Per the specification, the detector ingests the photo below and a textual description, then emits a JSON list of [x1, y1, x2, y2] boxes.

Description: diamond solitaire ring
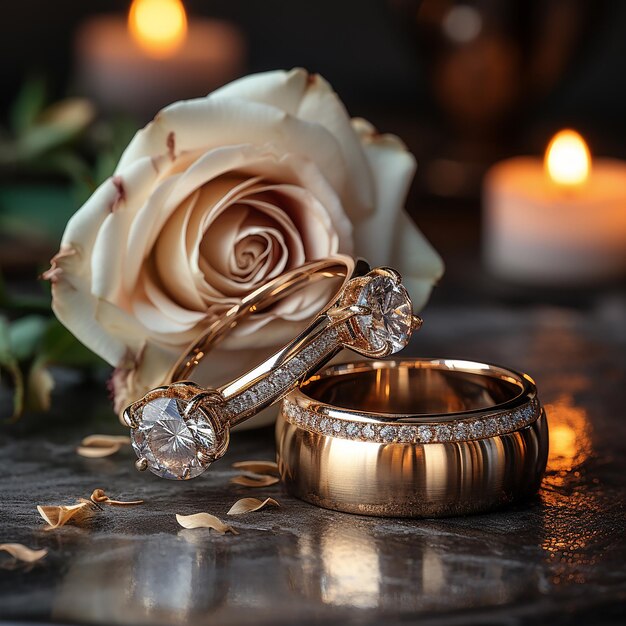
[[123, 256, 422, 480]]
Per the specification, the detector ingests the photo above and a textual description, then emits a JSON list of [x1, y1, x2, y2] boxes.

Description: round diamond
[[453, 422, 469, 441], [418, 425, 433, 443], [436, 424, 452, 442], [500, 414, 514, 433], [346, 423, 361, 438], [484, 418, 497, 437], [131, 397, 216, 480], [379, 425, 396, 442], [356, 275, 413, 353], [362, 424, 375, 439], [399, 426, 415, 442], [470, 420, 485, 439]]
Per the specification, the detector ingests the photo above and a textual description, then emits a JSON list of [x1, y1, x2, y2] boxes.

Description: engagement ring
[[123, 257, 422, 480]]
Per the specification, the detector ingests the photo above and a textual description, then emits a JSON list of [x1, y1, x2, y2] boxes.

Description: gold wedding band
[[276, 358, 548, 517], [124, 257, 422, 480]]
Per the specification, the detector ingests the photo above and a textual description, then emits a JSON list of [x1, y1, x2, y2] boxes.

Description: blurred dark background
[[2, 0, 625, 149], [0, 0, 625, 301]]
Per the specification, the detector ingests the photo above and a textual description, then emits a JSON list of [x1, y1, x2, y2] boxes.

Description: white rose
[[46, 68, 443, 424]]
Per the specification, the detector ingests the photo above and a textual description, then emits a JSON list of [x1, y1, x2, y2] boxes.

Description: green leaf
[[7, 315, 48, 362], [9, 76, 47, 135], [39, 150, 94, 189], [38, 318, 105, 369], [0, 183, 78, 243], [14, 99, 96, 161], [0, 317, 25, 421]]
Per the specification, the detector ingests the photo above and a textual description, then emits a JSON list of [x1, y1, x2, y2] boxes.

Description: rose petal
[[230, 474, 280, 487], [211, 67, 310, 115], [351, 119, 444, 308], [37, 502, 94, 529], [80, 434, 131, 446], [88, 161, 165, 304], [296, 71, 374, 213], [76, 434, 131, 458], [117, 96, 348, 207], [212, 68, 374, 213], [76, 444, 122, 458], [227, 497, 280, 516], [175, 513, 238, 535], [90, 489, 143, 506], [0, 543, 48, 563]]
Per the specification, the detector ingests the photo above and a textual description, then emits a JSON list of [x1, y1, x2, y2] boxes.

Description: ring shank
[[168, 257, 355, 383], [302, 359, 527, 416]]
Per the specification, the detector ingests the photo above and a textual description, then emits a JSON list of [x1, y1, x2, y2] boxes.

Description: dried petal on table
[[231, 460, 280, 476], [230, 474, 280, 487], [176, 513, 239, 535], [89, 488, 143, 506], [37, 501, 95, 529], [76, 434, 131, 458], [0, 543, 48, 563], [227, 497, 280, 516]]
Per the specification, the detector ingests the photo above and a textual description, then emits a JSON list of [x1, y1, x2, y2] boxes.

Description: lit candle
[[74, 0, 246, 118], [483, 129, 626, 285]]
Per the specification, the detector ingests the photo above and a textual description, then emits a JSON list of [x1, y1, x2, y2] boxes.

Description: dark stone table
[[1, 294, 625, 625]]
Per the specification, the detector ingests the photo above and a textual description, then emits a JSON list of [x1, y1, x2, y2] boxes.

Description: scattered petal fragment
[[230, 474, 280, 487], [37, 502, 94, 529], [89, 489, 143, 506], [231, 460, 279, 476], [76, 434, 131, 458], [176, 513, 239, 535], [0, 543, 48, 563], [227, 497, 280, 516]]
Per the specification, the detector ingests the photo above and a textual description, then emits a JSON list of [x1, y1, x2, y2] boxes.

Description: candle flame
[[128, 0, 187, 58], [545, 129, 591, 187]]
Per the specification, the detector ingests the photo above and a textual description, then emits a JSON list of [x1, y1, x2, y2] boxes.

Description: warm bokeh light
[[545, 129, 591, 187], [128, 0, 188, 58]]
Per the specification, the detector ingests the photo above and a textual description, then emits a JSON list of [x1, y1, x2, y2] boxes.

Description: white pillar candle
[[483, 130, 626, 285], [74, 0, 245, 118]]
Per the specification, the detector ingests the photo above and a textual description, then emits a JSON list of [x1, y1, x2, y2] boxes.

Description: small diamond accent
[[346, 423, 361, 438], [418, 425, 433, 443], [470, 421, 485, 439], [500, 414, 514, 433], [362, 424, 375, 439], [484, 418, 497, 437], [399, 426, 415, 442], [436, 424, 452, 442], [332, 421, 343, 434], [288, 358, 304, 375], [379, 425, 395, 442], [453, 422, 468, 441], [255, 380, 272, 398]]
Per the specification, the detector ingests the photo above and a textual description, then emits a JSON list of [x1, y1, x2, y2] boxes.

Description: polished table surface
[[1, 293, 625, 625]]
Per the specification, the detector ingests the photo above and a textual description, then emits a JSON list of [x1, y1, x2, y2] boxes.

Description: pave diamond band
[[282, 396, 540, 444], [123, 258, 422, 480], [276, 358, 549, 517]]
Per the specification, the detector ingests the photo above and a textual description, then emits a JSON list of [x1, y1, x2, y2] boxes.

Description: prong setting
[[338, 269, 416, 357], [127, 384, 226, 481]]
